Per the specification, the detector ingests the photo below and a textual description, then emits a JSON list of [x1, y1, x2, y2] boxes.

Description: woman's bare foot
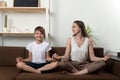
[[62, 71, 67, 74], [62, 71, 72, 74], [71, 69, 78, 73], [62, 71, 77, 75]]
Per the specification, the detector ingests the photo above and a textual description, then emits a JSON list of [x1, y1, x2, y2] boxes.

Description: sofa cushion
[[0, 67, 20, 80], [0, 46, 26, 66], [41, 72, 120, 80], [15, 73, 42, 80], [15, 71, 120, 80]]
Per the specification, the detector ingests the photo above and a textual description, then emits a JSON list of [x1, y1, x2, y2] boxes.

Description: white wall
[[0, 0, 120, 54], [50, 0, 120, 53]]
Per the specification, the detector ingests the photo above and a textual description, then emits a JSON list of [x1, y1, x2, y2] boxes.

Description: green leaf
[[85, 25, 99, 46]]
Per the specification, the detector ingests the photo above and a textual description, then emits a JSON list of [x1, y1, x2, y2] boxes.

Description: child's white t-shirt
[[26, 41, 51, 64]]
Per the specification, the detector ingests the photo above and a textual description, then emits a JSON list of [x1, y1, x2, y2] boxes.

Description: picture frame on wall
[[13, 0, 40, 7]]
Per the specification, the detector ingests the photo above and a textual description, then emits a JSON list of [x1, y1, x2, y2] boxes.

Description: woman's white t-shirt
[[26, 41, 51, 64], [70, 37, 89, 62]]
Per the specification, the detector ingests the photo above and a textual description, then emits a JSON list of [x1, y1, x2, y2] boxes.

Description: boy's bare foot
[[36, 70, 41, 74]]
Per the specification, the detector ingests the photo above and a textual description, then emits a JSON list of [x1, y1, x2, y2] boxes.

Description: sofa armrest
[[105, 57, 120, 77]]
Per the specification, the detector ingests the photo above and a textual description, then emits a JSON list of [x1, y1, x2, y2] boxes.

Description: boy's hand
[[52, 57, 57, 62], [16, 57, 23, 62]]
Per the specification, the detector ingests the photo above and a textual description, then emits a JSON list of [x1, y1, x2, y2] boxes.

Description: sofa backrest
[[0, 46, 26, 66], [93, 48, 104, 57], [50, 47, 104, 58], [0, 46, 104, 66]]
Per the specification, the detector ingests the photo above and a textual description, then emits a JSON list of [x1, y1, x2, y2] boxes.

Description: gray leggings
[[58, 58, 105, 73]]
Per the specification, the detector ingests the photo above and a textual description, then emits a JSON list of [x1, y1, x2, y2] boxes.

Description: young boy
[[16, 26, 58, 73]]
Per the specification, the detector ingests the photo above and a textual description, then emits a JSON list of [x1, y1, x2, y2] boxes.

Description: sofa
[[0, 46, 120, 80]]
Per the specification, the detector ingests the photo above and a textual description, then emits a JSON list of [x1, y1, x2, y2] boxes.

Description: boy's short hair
[[34, 26, 46, 38]]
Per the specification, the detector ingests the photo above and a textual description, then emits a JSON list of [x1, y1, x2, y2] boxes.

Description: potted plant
[[86, 25, 98, 45]]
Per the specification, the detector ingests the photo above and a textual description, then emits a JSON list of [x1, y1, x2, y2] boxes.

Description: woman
[[52, 20, 109, 75]]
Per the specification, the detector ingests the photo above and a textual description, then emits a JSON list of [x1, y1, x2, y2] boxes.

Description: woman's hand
[[102, 55, 110, 61], [16, 57, 23, 62], [52, 53, 60, 60]]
